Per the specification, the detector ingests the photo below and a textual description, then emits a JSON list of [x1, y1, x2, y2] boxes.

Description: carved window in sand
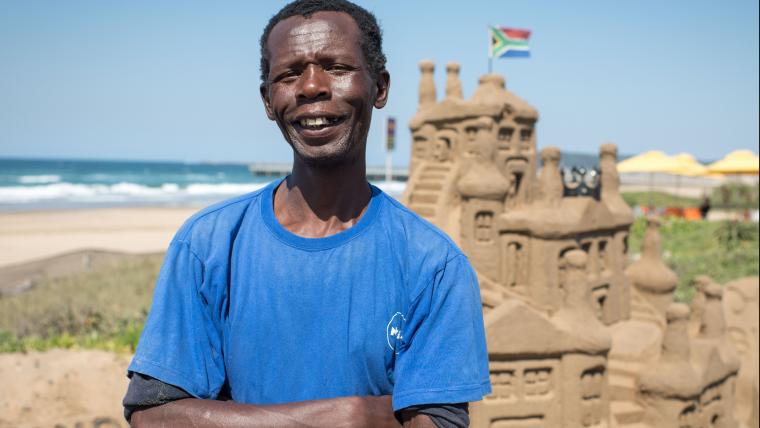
[[558, 247, 577, 291], [523, 367, 552, 399], [490, 368, 516, 401], [519, 128, 533, 151], [678, 404, 699, 428], [475, 211, 494, 243], [487, 363, 554, 402], [504, 241, 527, 289], [598, 240, 609, 274], [498, 127, 514, 147], [413, 135, 429, 160], [465, 126, 478, 141], [580, 366, 605, 427]]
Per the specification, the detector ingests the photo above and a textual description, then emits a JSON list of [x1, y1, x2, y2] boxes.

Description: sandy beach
[[0, 207, 199, 427], [0, 207, 197, 269]]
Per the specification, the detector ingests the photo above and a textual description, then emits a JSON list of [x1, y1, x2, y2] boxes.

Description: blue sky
[[1, 0, 757, 166]]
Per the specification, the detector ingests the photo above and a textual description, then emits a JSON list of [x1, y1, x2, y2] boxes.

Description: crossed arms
[[130, 395, 436, 428]]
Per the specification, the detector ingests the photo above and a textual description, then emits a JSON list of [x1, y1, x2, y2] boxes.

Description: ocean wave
[[0, 182, 266, 204], [18, 175, 61, 184], [372, 180, 406, 198]]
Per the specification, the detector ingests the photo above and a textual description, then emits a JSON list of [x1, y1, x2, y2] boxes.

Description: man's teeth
[[299, 117, 337, 127]]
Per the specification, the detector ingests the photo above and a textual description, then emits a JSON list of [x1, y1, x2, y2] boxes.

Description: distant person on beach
[[122, 1, 490, 427], [699, 195, 711, 220]]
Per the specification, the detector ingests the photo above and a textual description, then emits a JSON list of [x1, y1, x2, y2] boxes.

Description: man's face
[[260, 11, 390, 167]]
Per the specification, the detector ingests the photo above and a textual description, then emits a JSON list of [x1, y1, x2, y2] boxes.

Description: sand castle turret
[[445, 62, 463, 100], [418, 60, 436, 110], [639, 304, 703, 428], [537, 147, 563, 207], [688, 275, 713, 337], [700, 283, 726, 339], [599, 144, 634, 226], [625, 217, 677, 317], [552, 250, 611, 352]]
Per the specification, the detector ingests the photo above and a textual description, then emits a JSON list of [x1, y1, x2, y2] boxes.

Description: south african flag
[[489, 27, 531, 58]]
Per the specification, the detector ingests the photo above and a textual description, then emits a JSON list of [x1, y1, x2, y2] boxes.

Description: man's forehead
[[268, 12, 360, 57]]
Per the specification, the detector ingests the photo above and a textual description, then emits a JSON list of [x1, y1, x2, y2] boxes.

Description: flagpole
[[487, 25, 492, 74]]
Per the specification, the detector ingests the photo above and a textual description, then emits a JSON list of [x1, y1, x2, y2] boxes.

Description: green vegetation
[[621, 182, 759, 210], [622, 191, 699, 208], [710, 182, 760, 209], [627, 217, 759, 302], [0, 255, 162, 353]]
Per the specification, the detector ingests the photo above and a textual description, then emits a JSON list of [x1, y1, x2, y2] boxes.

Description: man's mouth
[[294, 116, 345, 131]]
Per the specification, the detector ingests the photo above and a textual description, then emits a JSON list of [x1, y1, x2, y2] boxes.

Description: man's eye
[[276, 70, 300, 82], [325, 64, 352, 72]]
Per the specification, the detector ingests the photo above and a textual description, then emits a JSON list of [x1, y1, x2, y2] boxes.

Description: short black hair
[[259, 0, 386, 83]]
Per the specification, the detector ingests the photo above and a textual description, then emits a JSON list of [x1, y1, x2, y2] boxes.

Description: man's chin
[[296, 149, 358, 169]]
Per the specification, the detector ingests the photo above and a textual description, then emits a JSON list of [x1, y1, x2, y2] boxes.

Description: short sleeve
[[127, 239, 226, 399], [392, 255, 492, 411]]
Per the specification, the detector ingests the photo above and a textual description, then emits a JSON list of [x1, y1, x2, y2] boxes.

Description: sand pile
[[0, 349, 130, 428]]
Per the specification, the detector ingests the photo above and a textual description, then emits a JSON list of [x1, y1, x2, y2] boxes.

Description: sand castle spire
[[418, 60, 436, 110], [599, 144, 620, 198], [688, 275, 713, 337], [662, 303, 692, 362], [639, 303, 702, 401], [551, 249, 611, 352], [445, 62, 463, 100], [599, 143, 635, 226], [538, 147, 563, 207], [624, 216, 678, 317], [700, 283, 726, 338]]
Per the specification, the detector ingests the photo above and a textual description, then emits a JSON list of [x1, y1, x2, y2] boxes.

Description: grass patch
[[0, 255, 162, 353], [622, 191, 700, 208], [627, 217, 759, 301]]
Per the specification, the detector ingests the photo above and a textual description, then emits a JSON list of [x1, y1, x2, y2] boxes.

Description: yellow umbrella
[[617, 150, 683, 173], [707, 150, 760, 175], [617, 151, 685, 208], [671, 153, 708, 177]]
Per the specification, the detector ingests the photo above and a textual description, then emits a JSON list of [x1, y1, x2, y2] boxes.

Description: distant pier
[[248, 163, 409, 182]]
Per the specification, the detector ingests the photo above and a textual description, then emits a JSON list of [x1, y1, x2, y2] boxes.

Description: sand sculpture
[[402, 60, 758, 427]]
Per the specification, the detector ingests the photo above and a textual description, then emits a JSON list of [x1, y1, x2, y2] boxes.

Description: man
[[123, 1, 491, 426]]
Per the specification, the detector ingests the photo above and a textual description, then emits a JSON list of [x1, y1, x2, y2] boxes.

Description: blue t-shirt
[[128, 179, 491, 411]]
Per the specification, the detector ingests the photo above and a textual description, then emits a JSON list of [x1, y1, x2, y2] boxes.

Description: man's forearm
[[130, 395, 402, 428]]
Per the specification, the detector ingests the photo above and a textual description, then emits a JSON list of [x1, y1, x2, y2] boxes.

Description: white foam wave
[[0, 182, 266, 205], [18, 174, 61, 184], [186, 183, 265, 195], [372, 180, 406, 198]]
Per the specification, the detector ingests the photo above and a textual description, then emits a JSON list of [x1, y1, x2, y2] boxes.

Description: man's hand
[[130, 395, 403, 428]]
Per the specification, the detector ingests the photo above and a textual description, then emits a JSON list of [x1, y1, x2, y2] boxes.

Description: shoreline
[[0, 206, 197, 269]]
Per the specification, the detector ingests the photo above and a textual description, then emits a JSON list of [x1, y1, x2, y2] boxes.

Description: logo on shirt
[[386, 312, 406, 354]]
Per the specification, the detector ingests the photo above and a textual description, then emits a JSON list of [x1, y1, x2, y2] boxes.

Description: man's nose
[[297, 64, 330, 100]]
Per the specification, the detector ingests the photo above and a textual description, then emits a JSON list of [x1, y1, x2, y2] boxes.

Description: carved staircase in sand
[[403, 161, 459, 228]]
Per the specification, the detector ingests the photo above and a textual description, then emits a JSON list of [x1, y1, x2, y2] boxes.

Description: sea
[[0, 158, 407, 211], [0, 153, 600, 211]]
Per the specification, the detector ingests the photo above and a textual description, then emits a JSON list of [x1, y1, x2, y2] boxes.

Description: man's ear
[[260, 83, 276, 120], [373, 70, 390, 109]]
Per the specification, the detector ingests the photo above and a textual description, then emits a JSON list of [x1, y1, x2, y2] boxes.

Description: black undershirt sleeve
[[123, 373, 469, 427], [122, 372, 192, 422]]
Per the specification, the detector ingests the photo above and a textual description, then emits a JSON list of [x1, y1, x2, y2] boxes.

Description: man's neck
[[273, 156, 372, 238]]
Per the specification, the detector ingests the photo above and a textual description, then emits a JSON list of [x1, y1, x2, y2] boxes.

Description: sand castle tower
[[638, 304, 703, 428], [471, 250, 612, 427]]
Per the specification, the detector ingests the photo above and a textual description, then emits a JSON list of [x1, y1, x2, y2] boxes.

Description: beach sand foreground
[[0, 207, 197, 427], [0, 207, 197, 269], [0, 349, 131, 428]]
